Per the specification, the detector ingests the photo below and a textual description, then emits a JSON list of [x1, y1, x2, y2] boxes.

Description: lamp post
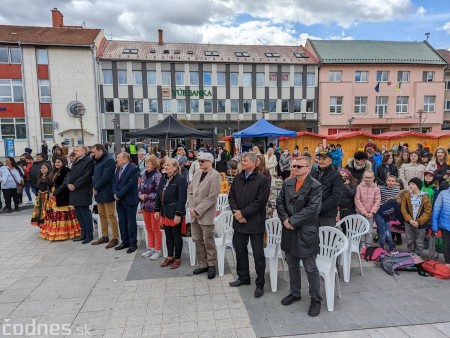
[[237, 118, 240, 132], [76, 105, 86, 145], [417, 109, 425, 133]]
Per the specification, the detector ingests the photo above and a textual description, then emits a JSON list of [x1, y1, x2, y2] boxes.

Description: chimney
[[51, 8, 64, 28], [158, 29, 164, 45]]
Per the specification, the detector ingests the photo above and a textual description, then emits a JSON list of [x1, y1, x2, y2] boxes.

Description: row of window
[[0, 48, 48, 65], [102, 70, 316, 87], [329, 70, 436, 83], [0, 118, 26, 139], [0, 79, 50, 103], [104, 98, 315, 114], [329, 95, 436, 116]]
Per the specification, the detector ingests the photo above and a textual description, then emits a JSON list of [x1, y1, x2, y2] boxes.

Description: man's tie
[[118, 167, 123, 179]]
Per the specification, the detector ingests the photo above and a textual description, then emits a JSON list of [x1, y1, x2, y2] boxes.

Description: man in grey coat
[[188, 152, 221, 279], [276, 156, 323, 317]]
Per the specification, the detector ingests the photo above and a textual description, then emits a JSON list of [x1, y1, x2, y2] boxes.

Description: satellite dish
[[67, 101, 86, 118]]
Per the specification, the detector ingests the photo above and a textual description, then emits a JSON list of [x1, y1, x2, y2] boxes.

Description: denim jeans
[[24, 181, 33, 201], [374, 214, 394, 252]]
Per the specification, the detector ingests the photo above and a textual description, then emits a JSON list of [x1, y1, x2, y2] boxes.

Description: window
[[256, 100, 264, 113], [330, 97, 343, 114], [162, 71, 171, 86], [175, 72, 184, 86], [177, 99, 186, 113], [9, 48, 21, 64], [204, 99, 212, 113], [294, 53, 309, 58], [243, 73, 251, 87], [230, 73, 238, 87], [122, 48, 138, 54], [231, 100, 239, 113], [36, 49, 48, 65], [256, 73, 265, 87], [307, 73, 315, 86], [375, 96, 388, 117], [281, 99, 289, 112], [423, 71, 434, 82], [294, 73, 302, 86], [281, 73, 289, 87], [293, 99, 301, 112], [235, 52, 249, 57], [132, 71, 142, 85], [163, 99, 172, 113], [149, 99, 158, 113], [265, 53, 279, 57], [1, 118, 26, 139], [203, 72, 212, 86], [147, 71, 156, 85], [204, 51, 219, 56], [117, 70, 127, 85], [103, 70, 113, 85], [42, 118, 53, 139], [396, 96, 408, 113], [104, 98, 114, 112], [269, 99, 277, 112], [243, 100, 252, 113], [39, 80, 50, 103], [355, 71, 368, 82], [134, 99, 143, 113], [445, 80, 450, 90], [397, 71, 410, 82], [376, 71, 389, 82], [190, 100, 199, 113], [217, 99, 225, 113], [217, 72, 225, 86], [445, 100, 450, 111], [424, 96, 435, 112], [329, 71, 342, 82], [306, 100, 315, 112], [0, 48, 8, 63], [269, 73, 277, 87], [190, 72, 199, 86], [119, 99, 129, 112], [354, 96, 367, 114], [0, 79, 23, 102]]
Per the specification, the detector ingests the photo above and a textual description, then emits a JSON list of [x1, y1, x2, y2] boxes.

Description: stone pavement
[[0, 209, 450, 337]]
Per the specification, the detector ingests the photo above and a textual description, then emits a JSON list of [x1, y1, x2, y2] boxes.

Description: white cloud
[[440, 22, 450, 34]]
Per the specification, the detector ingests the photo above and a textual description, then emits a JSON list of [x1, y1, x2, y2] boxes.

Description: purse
[[8, 168, 24, 193]]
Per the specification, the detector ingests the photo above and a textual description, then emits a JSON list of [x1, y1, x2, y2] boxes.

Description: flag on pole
[[374, 81, 380, 93], [396, 81, 402, 91]]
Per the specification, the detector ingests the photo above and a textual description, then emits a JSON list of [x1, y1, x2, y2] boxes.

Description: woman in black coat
[[337, 169, 358, 234], [375, 153, 398, 186]]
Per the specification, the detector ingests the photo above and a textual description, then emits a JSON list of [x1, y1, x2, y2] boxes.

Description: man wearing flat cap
[[188, 152, 221, 279], [311, 151, 343, 227]]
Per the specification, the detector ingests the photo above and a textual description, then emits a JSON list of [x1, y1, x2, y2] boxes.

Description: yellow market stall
[[279, 131, 326, 154], [376, 131, 436, 152], [326, 131, 379, 164]]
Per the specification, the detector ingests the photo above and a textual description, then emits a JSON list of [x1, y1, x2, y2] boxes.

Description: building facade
[[305, 40, 447, 135], [96, 31, 319, 145], [437, 49, 450, 129]]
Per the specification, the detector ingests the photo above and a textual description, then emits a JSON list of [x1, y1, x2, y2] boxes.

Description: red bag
[[420, 260, 450, 279]]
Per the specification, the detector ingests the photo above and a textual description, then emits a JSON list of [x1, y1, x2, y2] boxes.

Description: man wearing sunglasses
[[276, 156, 323, 317]]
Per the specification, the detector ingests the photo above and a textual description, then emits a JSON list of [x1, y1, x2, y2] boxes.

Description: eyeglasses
[[291, 164, 308, 169]]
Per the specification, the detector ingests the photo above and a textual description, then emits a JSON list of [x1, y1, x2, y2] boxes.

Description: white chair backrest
[[185, 207, 191, 224], [216, 194, 230, 212], [318, 226, 348, 263], [337, 215, 370, 244], [265, 217, 283, 247], [214, 210, 233, 244]]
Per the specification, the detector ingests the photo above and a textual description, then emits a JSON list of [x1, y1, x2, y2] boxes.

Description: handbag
[[8, 168, 24, 193]]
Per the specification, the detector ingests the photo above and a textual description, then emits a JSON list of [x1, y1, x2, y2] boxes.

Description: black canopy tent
[[127, 115, 213, 139]]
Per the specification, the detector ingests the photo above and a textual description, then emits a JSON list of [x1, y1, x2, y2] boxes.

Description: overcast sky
[[1, 0, 450, 49]]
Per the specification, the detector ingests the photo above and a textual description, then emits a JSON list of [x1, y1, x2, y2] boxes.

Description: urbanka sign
[[162, 87, 212, 98]]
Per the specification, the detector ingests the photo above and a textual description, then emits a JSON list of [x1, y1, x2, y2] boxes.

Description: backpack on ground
[[379, 252, 418, 276], [360, 247, 386, 262], [419, 260, 450, 279]]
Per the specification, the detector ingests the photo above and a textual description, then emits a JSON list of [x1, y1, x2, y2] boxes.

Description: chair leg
[[230, 247, 237, 266], [162, 231, 167, 258], [280, 252, 287, 282], [269, 257, 278, 292], [357, 251, 363, 276], [217, 245, 225, 277], [143, 228, 149, 249], [342, 250, 350, 283], [324, 273, 335, 312], [189, 239, 196, 266], [336, 272, 342, 299]]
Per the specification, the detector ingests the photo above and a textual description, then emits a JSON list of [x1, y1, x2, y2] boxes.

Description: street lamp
[[67, 101, 86, 144], [417, 109, 426, 133]]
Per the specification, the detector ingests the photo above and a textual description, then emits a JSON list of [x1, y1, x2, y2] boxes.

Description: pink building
[[305, 40, 447, 135]]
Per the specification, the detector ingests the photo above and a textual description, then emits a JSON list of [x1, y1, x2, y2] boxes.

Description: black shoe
[[7, 208, 12, 213], [207, 266, 216, 280], [73, 236, 85, 242], [14, 206, 19, 212], [281, 294, 301, 306], [193, 267, 208, 275], [254, 287, 264, 298], [82, 236, 93, 244], [229, 279, 251, 287], [115, 243, 129, 250], [126, 247, 137, 254], [308, 299, 321, 317]]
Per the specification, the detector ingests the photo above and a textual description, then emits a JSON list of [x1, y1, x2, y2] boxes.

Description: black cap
[[317, 151, 332, 159]]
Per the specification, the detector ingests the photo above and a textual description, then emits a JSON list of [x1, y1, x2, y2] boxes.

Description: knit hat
[[339, 168, 351, 177], [408, 177, 423, 190]]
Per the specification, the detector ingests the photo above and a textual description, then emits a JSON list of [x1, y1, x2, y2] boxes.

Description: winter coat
[[155, 173, 187, 219], [113, 163, 139, 206], [67, 155, 95, 207], [265, 154, 278, 177], [401, 192, 432, 229], [399, 162, 425, 187], [375, 163, 398, 186], [214, 152, 228, 174], [434, 164, 449, 184], [279, 153, 291, 172], [0, 166, 22, 189], [52, 167, 70, 207], [345, 158, 373, 183], [338, 182, 357, 213], [93, 153, 116, 204], [426, 159, 446, 173], [354, 182, 381, 215], [139, 169, 163, 212], [276, 175, 322, 258], [330, 148, 343, 168], [373, 154, 383, 171], [432, 189, 450, 232], [228, 170, 271, 234], [175, 155, 189, 181], [376, 199, 404, 223], [311, 164, 343, 217], [29, 161, 50, 188], [421, 181, 437, 204]]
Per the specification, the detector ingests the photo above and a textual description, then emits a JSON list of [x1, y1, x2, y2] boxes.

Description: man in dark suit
[[113, 152, 139, 253], [68, 145, 95, 244]]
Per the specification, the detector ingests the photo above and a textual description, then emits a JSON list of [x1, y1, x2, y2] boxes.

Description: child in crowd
[[354, 170, 381, 247], [399, 151, 425, 188], [220, 172, 229, 194], [400, 178, 432, 256], [422, 170, 437, 203]]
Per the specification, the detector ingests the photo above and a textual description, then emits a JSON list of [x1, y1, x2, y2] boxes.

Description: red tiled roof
[[98, 40, 318, 64], [279, 131, 326, 140], [0, 25, 102, 46], [437, 49, 450, 69], [375, 131, 432, 139], [326, 131, 377, 140]]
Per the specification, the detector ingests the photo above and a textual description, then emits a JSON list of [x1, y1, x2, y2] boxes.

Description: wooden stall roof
[[279, 131, 326, 141], [325, 131, 377, 140], [375, 131, 435, 139], [222, 136, 232, 141], [424, 131, 450, 138]]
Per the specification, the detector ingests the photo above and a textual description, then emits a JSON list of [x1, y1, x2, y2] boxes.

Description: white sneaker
[[141, 249, 155, 257], [149, 251, 162, 260]]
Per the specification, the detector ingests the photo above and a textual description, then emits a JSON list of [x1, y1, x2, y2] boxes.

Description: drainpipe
[[18, 41, 31, 150], [91, 43, 102, 144]]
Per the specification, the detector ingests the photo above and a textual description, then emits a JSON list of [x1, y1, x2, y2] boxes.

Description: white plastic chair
[[136, 214, 148, 248], [216, 194, 230, 213], [182, 208, 196, 266], [214, 211, 234, 276], [316, 226, 348, 312], [89, 201, 101, 239], [336, 215, 371, 283], [264, 217, 287, 292]]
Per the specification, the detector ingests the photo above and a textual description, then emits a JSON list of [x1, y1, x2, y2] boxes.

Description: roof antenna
[[425, 31, 430, 41]]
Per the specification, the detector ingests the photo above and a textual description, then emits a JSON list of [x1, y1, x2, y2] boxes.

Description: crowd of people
[[1, 137, 450, 318]]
